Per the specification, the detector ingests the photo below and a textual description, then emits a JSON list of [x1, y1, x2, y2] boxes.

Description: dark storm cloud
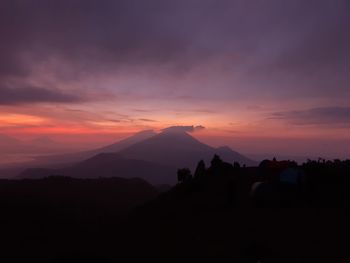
[[270, 107, 350, 125], [0, 0, 200, 77], [0, 85, 83, 105], [1, 1, 349, 67], [0, 0, 349, 97]]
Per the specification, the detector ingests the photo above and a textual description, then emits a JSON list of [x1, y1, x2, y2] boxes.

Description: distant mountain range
[[19, 128, 256, 184]]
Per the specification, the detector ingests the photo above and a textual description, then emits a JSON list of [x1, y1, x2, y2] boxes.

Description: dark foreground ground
[[1, 158, 350, 262]]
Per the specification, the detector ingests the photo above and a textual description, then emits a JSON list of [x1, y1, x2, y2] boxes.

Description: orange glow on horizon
[[0, 114, 46, 127]]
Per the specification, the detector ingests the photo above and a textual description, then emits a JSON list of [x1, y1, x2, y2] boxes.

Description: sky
[[0, 0, 349, 158]]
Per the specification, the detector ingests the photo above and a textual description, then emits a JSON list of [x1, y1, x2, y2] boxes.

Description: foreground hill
[[0, 176, 159, 262], [3, 158, 350, 262], [0, 176, 158, 215], [119, 158, 350, 263]]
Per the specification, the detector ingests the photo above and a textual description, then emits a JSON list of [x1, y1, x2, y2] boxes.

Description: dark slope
[[215, 145, 256, 166], [96, 130, 157, 153], [5, 159, 350, 262], [0, 176, 158, 215], [19, 153, 176, 184], [119, 159, 350, 263], [0, 176, 159, 262], [120, 130, 256, 169]]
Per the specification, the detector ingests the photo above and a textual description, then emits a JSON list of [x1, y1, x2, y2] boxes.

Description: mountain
[[19, 153, 176, 184], [19, 129, 255, 184], [119, 130, 256, 169], [33, 130, 157, 165], [98, 130, 157, 152], [215, 146, 256, 165]]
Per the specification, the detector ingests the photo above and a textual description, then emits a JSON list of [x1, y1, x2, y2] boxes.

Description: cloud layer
[[0, 0, 349, 158], [0, 0, 349, 100], [271, 107, 350, 126], [162, 125, 205, 133], [0, 85, 83, 105]]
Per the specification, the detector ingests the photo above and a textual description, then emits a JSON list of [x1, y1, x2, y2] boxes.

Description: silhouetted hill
[[215, 145, 255, 165], [19, 153, 176, 184], [120, 130, 256, 168], [120, 158, 350, 263], [0, 176, 158, 214], [4, 157, 350, 262], [98, 130, 157, 153], [0, 176, 159, 262]]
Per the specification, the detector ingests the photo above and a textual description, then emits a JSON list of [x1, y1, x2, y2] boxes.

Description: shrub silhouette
[[177, 168, 192, 183], [233, 161, 241, 170], [211, 154, 223, 169]]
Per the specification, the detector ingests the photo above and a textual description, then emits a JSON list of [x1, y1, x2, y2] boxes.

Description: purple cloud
[[0, 84, 83, 105], [270, 107, 350, 126]]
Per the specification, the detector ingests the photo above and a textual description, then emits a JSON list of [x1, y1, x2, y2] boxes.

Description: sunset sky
[[0, 0, 349, 158]]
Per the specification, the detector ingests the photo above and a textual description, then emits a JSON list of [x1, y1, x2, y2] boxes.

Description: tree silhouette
[[177, 168, 192, 183], [194, 160, 206, 178], [211, 154, 223, 169]]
